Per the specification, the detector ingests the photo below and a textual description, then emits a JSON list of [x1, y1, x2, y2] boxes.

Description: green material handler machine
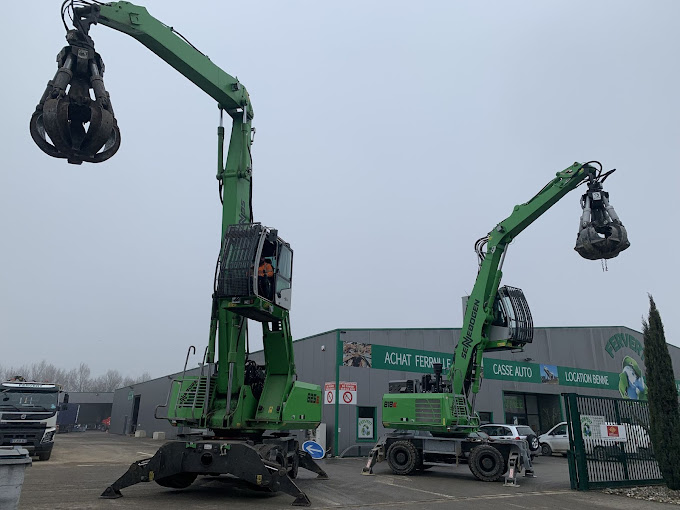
[[30, 1, 326, 505], [365, 161, 629, 482]]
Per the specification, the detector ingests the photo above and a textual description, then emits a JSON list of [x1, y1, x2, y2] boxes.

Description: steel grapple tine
[[574, 178, 630, 260], [29, 32, 121, 165]]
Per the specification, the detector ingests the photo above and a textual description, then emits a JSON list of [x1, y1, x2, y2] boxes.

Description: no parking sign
[[324, 381, 357, 405]]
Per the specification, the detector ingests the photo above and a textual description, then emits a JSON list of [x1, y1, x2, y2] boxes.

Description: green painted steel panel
[[482, 358, 541, 383], [558, 367, 619, 390], [371, 345, 453, 373]]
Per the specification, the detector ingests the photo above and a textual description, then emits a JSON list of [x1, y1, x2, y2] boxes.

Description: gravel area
[[603, 486, 680, 505]]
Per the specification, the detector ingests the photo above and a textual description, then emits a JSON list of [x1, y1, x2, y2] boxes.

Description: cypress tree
[[643, 295, 680, 490]]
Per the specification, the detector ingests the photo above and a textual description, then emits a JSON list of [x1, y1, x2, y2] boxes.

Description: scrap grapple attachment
[[574, 166, 630, 260], [29, 26, 120, 164]]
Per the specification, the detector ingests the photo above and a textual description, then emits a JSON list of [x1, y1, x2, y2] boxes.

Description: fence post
[[613, 399, 630, 482], [564, 393, 589, 490]]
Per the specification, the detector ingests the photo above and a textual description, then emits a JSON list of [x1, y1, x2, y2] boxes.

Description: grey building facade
[[110, 326, 680, 457]]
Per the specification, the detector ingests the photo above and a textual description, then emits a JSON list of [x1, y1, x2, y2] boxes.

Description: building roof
[[67, 392, 114, 404]]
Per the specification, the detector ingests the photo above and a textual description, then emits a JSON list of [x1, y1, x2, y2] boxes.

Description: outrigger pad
[[100, 440, 316, 506], [574, 186, 630, 260], [29, 30, 120, 165]]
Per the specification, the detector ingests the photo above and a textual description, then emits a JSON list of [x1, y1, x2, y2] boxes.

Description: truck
[[56, 403, 80, 433], [364, 161, 629, 482], [30, 1, 326, 505], [0, 377, 68, 461]]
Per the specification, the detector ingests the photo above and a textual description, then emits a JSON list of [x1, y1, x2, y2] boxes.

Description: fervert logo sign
[[604, 333, 647, 400], [605, 333, 644, 361]]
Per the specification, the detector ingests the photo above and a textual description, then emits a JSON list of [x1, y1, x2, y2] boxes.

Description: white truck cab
[[0, 378, 64, 461]]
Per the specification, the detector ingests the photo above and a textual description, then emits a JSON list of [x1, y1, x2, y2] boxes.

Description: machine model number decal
[[460, 299, 480, 360], [383, 401, 397, 408]]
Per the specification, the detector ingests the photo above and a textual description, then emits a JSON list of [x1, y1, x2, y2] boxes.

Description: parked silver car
[[478, 423, 540, 455]]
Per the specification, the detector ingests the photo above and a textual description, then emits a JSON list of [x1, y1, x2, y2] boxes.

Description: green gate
[[564, 393, 663, 490]]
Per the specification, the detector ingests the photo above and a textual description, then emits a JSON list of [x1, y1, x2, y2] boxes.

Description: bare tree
[[90, 369, 124, 392], [75, 363, 91, 392], [2, 361, 150, 392]]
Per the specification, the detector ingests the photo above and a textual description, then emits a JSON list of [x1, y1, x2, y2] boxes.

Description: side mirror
[[63, 393, 70, 404]]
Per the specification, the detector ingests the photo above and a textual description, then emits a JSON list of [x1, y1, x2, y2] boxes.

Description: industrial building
[[61, 392, 113, 430], [110, 325, 680, 456]]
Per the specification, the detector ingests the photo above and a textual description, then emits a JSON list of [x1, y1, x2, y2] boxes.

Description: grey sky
[[2, 1, 677, 379]]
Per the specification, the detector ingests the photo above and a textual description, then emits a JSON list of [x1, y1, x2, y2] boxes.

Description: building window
[[478, 411, 493, 424], [503, 391, 563, 434], [356, 406, 376, 441]]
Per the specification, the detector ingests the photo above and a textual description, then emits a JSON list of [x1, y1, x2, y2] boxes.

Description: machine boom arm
[[95, 2, 253, 118], [451, 162, 598, 398]]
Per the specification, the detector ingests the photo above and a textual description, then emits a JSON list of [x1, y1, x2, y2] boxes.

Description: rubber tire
[[526, 434, 540, 452], [155, 473, 198, 489], [593, 446, 607, 461], [37, 451, 51, 461], [541, 443, 552, 456], [288, 454, 299, 479], [468, 445, 505, 482], [386, 440, 420, 475]]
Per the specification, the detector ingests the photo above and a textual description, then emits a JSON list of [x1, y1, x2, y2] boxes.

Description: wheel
[[593, 446, 607, 461], [155, 473, 198, 489], [541, 443, 552, 456], [288, 454, 299, 479], [386, 440, 420, 475], [526, 434, 540, 452], [468, 444, 505, 482], [37, 451, 51, 461]]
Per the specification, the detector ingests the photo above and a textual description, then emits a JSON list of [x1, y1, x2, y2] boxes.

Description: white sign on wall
[[581, 414, 606, 440], [358, 417, 374, 439], [324, 381, 357, 405]]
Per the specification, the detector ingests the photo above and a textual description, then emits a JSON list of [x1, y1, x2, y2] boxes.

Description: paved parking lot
[[17, 432, 669, 509]]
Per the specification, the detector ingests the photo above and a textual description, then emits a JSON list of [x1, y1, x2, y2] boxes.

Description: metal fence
[[563, 393, 663, 490]]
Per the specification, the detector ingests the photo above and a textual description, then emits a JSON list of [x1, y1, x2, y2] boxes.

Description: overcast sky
[[1, 1, 678, 380]]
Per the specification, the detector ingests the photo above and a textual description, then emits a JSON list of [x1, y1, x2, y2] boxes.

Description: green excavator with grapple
[[364, 161, 630, 482], [30, 1, 326, 505]]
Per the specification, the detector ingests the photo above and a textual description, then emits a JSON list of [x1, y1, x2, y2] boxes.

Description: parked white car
[[478, 424, 540, 454], [538, 422, 569, 456], [587, 423, 653, 460], [539, 421, 654, 459]]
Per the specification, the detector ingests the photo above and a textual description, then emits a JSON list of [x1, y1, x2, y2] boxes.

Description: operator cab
[[215, 223, 293, 321], [488, 286, 533, 348]]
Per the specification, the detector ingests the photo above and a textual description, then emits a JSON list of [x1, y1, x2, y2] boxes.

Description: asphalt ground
[[17, 432, 668, 509]]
